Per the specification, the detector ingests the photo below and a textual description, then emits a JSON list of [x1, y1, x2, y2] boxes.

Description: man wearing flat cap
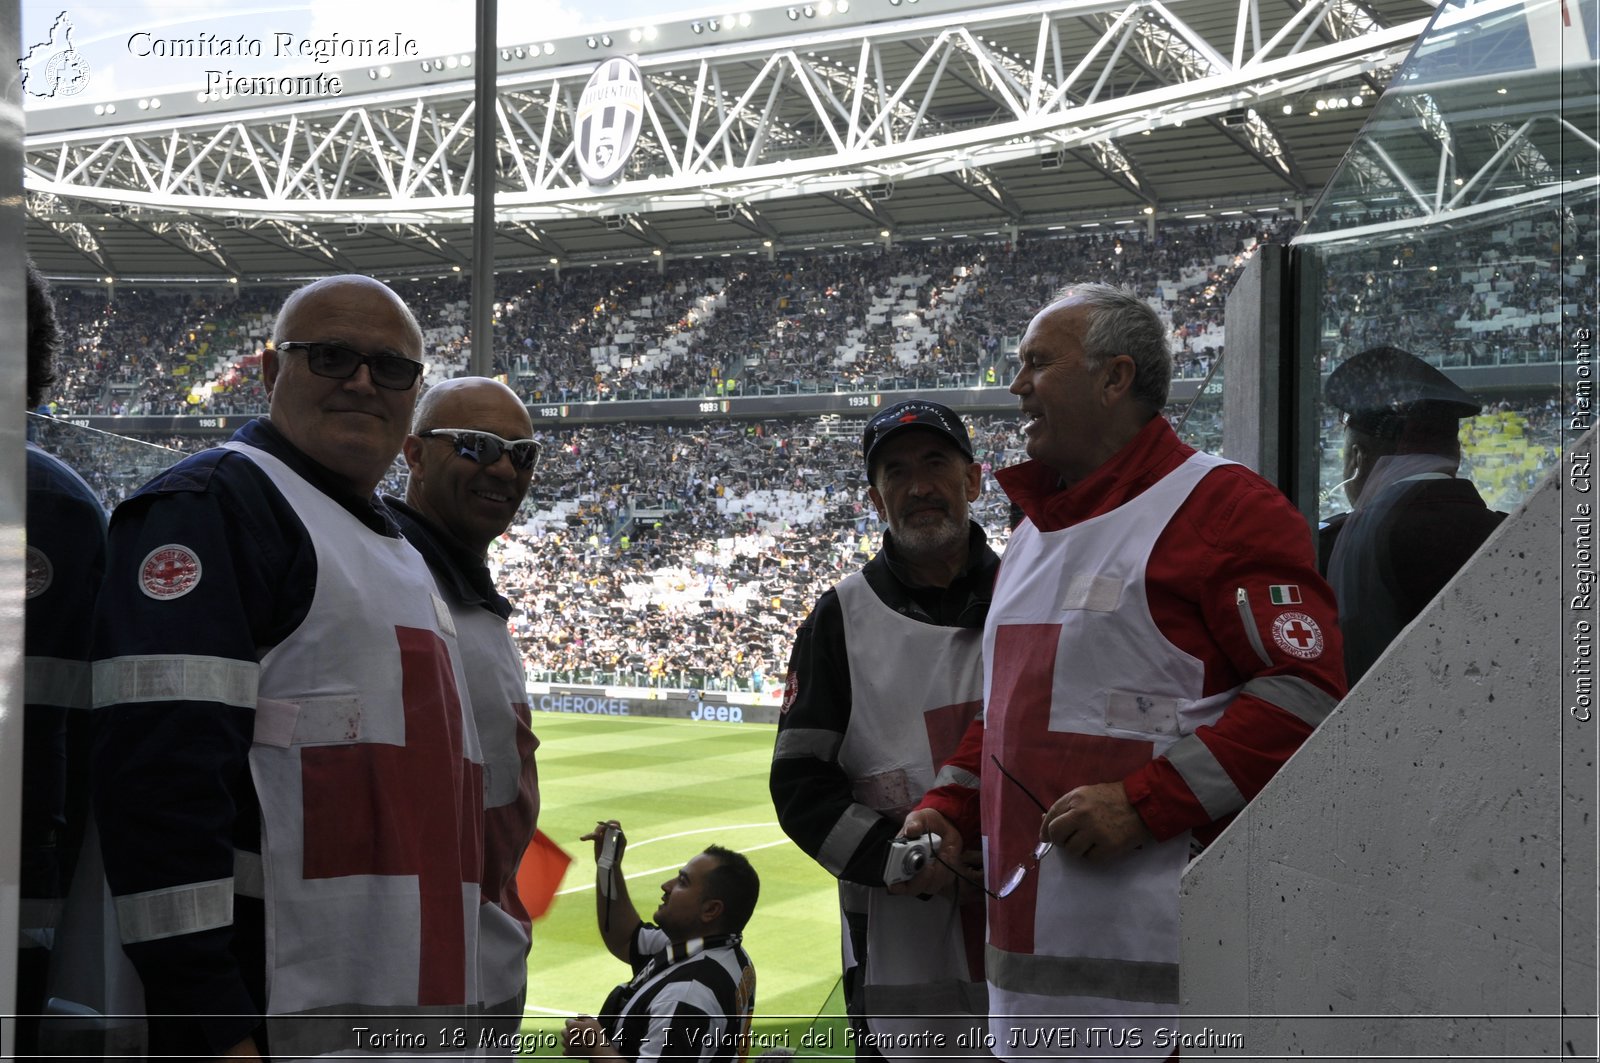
[[771, 399, 994, 1059], [1323, 345, 1506, 682]]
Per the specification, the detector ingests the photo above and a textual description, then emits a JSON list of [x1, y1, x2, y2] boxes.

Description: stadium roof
[[24, 0, 1439, 282]]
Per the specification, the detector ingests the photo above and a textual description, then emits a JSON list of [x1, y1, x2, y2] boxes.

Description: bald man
[[386, 377, 543, 1047], [92, 276, 486, 1061]]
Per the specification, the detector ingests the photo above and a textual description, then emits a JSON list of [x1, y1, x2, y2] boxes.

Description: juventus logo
[[575, 57, 645, 186]]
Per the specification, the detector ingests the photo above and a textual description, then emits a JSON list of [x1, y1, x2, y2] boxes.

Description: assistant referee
[[564, 821, 760, 1062]]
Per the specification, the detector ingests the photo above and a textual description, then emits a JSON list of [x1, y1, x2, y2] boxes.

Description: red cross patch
[[139, 544, 202, 600], [1271, 611, 1325, 659], [780, 669, 799, 714], [25, 546, 52, 599]]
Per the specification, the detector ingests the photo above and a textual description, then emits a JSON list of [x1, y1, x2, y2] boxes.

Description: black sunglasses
[[274, 341, 425, 391], [419, 428, 542, 471]]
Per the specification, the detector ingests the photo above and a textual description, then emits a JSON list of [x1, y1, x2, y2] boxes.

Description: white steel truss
[[25, 0, 1431, 225]]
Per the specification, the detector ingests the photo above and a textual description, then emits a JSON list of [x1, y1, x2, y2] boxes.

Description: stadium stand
[[29, 217, 1580, 693]]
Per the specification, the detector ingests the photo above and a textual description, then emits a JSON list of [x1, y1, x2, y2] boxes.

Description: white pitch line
[[552, 838, 795, 897], [601, 821, 781, 848]]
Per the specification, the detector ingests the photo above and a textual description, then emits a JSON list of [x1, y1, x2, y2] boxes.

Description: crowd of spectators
[[29, 215, 1585, 693], [41, 219, 1293, 418], [1317, 205, 1596, 368]]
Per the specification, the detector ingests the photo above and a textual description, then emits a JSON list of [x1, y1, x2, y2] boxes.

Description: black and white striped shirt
[[599, 926, 757, 1062]]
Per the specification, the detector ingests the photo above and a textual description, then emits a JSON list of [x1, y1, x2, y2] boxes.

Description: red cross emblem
[[899, 412, 920, 423], [139, 544, 202, 600], [1271, 611, 1325, 660], [483, 701, 539, 923], [300, 627, 484, 1005], [983, 624, 1151, 953]]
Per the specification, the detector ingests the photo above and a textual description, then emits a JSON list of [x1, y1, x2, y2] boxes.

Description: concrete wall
[[1180, 427, 1597, 1060]]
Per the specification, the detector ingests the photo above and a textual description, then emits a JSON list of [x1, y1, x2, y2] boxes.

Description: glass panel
[[1295, 0, 1596, 523]]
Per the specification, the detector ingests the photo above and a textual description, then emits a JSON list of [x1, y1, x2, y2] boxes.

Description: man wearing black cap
[[1323, 345, 1506, 683], [770, 399, 996, 1059]]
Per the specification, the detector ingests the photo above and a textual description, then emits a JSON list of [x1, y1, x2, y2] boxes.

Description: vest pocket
[[253, 695, 365, 747], [851, 769, 914, 814], [1060, 573, 1123, 612], [1104, 691, 1180, 736]]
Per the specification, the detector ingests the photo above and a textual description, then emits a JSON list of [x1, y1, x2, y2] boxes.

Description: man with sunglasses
[[91, 275, 487, 1061], [385, 376, 543, 1050], [771, 399, 996, 1059], [902, 284, 1347, 1059]]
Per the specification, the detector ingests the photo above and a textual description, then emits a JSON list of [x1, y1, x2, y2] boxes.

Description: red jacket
[[919, 417, 1347, 845]]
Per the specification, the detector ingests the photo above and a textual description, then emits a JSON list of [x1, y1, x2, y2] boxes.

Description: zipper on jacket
[[1236, 587, 1274, 667]]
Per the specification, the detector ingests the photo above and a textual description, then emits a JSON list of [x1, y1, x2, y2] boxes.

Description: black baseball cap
[[862, 399, 974, 475], [1325, 346, 1481, 438]]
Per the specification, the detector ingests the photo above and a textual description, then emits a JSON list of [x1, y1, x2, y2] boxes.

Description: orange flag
[[516, 829, 574, 920]]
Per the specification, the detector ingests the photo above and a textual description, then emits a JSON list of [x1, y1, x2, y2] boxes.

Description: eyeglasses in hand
[[988, 754, 1054, 899]]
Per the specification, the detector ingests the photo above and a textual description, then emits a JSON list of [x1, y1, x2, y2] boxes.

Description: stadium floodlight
[[787, 7, 799, 18], [630, 28, 643, 42], [803, 5, 814, 15], [819, 0, 833, 14], [446, 56, 459, 68], [738, 13, 752, 26], [586, 36, 598, 47], [692, 20, 704, 31], [837, 0, 849, 9]]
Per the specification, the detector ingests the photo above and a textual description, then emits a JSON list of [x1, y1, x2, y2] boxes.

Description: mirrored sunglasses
[[419, 428, 542, 471], [274, 341, 425, 391]]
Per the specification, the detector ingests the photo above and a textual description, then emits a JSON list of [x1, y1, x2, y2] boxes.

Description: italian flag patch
[[1268, 584, 1302, 605]]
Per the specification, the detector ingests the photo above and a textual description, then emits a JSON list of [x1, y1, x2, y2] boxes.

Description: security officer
[[1322, 345, 1506, 682]]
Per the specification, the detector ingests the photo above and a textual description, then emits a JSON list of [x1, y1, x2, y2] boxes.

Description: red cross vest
[[448, 600, 538, 1023], [836, 572, 987, 1056], [981, 452, 1238, 1060], [227, 443, 485, 1059]]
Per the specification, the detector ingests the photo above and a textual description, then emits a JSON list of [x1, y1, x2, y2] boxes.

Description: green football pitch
[[515, 710, 851, 1056]]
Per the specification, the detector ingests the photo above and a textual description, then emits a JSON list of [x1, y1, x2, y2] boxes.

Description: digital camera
[[883, 832, 941, 885]]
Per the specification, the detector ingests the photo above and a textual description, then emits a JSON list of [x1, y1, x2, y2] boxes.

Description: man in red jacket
[[902, 282, 1347, 1060]]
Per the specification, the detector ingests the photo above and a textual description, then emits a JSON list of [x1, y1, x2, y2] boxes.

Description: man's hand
[[1042, 781, 1152, 862], [562, 1015, 622, 1060], [887, 809, 963, 897], [580, 820, 626, 866]]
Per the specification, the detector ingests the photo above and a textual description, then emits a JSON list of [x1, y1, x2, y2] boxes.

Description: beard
[[890, 508, 968, 559]]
